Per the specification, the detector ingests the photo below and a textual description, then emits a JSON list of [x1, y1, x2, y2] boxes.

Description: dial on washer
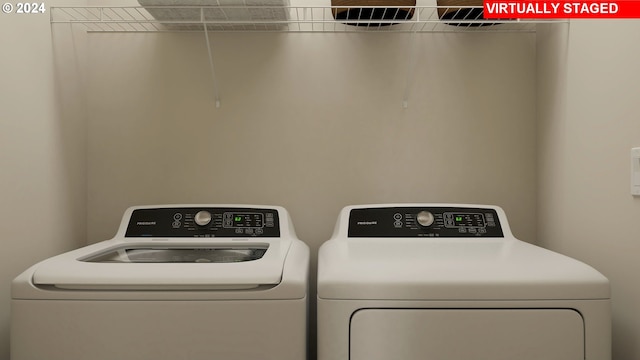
[[194, 211, 212, 226], [416, 211, 435, 227]]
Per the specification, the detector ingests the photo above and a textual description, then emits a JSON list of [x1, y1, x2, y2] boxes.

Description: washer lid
[[317, 238, 610, 301], [32, 240, 290, 290]]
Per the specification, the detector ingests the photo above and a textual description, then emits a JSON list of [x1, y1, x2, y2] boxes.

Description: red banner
[[483, 0, 640, 18]]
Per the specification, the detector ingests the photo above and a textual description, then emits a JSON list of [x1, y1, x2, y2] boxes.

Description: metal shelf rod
[[202, 8, 221, 108]]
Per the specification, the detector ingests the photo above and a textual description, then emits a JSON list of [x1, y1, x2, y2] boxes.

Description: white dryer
[[12, 205, 309, 360], [317, 204, 610, 360]]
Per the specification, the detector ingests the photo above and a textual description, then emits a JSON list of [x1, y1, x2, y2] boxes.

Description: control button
[[479, 228, 487, 234], [468, 228, 477, 234], [172, 221, 181, 228], [416, 211, 435, 227], [459, 227, 467, 233], [445, 213, 453, 220], [245, 228, 254, 235], [173, 213, 183, 221], [445, 220, 454, 227], [194, 211, 212, 226], [393, 221, 403, 228], [487, 222, 496, 227], [393, 213, 403, 220], [235, 228, 244, 234], [255, 228, 263, 235]]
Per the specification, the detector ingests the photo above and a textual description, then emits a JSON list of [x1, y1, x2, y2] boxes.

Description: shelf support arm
[[203, 12, 221, 108]]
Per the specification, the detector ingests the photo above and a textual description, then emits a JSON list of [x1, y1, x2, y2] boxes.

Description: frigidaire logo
[[137, 221, 156, 226], [357, 221, 377, 225]]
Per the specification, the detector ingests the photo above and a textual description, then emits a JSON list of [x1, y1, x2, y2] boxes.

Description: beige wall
[[0, 1, 87, 359], [538, 20, 640, 360], [85, 31, 538, 246]]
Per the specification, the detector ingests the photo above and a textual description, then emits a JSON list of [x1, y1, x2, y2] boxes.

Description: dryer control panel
[[348, 207, 503, 238], [125, 207, 280, 238]]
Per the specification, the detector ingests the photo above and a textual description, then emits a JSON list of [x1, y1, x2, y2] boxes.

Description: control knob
[[416, 211, 435, 227], [194, 210, 212, 226]]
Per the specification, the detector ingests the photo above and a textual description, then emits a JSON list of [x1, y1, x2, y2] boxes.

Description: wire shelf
[[50, 5, 563, 33], [51, 5, 566, 108]]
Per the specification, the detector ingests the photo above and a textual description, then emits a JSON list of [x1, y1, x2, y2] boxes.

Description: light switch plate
[[632, 148, 640, 196]]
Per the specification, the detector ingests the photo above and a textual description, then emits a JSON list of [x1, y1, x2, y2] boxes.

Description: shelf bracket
[[402, 31, 420, 109], [202, 12, 221, 108]]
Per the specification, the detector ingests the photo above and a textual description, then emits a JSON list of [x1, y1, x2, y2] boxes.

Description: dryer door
[[350, 309, 584, 360]]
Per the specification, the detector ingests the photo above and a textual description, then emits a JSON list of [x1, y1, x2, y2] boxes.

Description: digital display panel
[[446, 213, 486, 228], [224, 212, 263, 228]]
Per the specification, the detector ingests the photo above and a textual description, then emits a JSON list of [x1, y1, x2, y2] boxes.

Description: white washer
[[318, 204, 610, 360], [12, 205, 309, 360]]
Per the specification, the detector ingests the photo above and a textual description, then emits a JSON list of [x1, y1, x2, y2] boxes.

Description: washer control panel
[[125, 207, 279, 237], [348, 206, 503, 238]]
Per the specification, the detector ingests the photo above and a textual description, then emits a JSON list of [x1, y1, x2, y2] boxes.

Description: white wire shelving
[[50, 5, 563, 33], [50, 5, 565, 108]]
